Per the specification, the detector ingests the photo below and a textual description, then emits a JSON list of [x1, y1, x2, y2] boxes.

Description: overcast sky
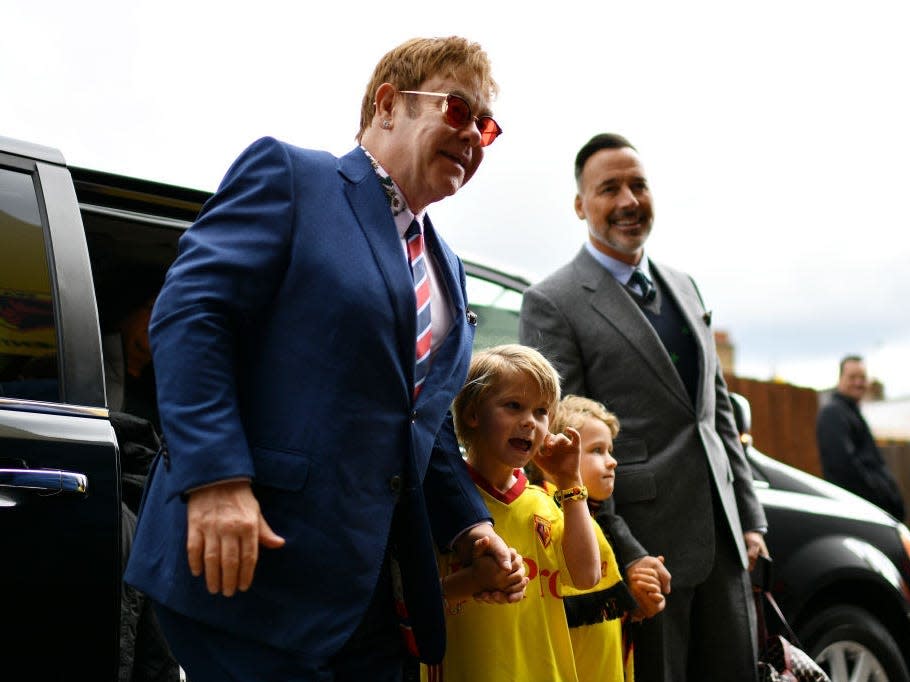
[[6, 0, 909, 397]]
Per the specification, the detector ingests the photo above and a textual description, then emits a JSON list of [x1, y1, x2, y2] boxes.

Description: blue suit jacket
[[125, 138, 489, 662]]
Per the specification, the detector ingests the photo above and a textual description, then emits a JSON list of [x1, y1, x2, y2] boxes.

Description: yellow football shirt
[[562, 520, 635, 680], [422, 468, 579, 682]]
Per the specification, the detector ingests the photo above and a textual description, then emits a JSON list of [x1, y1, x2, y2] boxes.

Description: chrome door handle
[[0, 468, 88, 496]]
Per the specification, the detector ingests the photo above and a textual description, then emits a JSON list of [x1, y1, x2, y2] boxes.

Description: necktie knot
[[628, 269, 656, 302], [405, 219, 421, 240]]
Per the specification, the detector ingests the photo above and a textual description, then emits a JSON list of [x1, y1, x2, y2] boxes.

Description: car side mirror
[[729, 392, 753, 446]]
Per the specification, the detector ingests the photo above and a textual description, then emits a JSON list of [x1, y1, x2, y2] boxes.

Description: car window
[[0, 167, 59, 401], [466, 273, 523, 349]]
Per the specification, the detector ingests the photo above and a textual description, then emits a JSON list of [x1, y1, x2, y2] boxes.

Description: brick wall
[[881, 442, 910, 524]]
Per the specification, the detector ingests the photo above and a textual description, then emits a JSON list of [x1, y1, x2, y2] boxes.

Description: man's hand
[[627, 555, 671, 593], [626, 555, 668, 619], [454, 525, 527, 604], [466, 537, 528, 603], [744, 530, 769, 572], [186, 480, 285, 596]]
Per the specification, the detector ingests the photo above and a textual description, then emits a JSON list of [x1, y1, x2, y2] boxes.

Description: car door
[[0, 143, 121, 679]]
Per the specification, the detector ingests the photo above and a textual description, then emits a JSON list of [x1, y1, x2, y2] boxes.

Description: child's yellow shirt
[[422, 469, 578, 682]]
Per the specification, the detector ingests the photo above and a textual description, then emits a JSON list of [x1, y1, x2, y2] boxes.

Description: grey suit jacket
[[519, 247, 766, 587]]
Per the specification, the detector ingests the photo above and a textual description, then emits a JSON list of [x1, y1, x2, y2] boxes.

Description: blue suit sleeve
[[423, 411, 491, 551], [149, 137, 295, 497]]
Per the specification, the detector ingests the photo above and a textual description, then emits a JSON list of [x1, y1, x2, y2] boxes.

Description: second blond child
[[551, 395, 667, 681]]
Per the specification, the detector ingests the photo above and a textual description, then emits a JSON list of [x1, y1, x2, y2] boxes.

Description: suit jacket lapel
[[337, 148, 414, 383], [574, 249, 691, 408], [336, 150, 470, 404], [418, 216, 470, 402], [652, 262, 711, 412]]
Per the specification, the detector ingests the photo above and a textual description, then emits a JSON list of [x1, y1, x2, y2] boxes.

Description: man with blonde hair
[[126, 36, 517, 681]]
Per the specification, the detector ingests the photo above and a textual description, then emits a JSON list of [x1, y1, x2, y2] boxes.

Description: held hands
[[744, 530, 770, 572], [186, 480, 285, 596], [454, 525, 527, 604], [627, 555, 669, 620], [468, 537, 528, 604], [532, 427, 582, 488]]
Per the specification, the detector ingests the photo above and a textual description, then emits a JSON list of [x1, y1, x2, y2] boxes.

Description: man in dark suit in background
[[519, 133, 768, 681], [126, 36, 524, 681], [817, 355, 905, 520]]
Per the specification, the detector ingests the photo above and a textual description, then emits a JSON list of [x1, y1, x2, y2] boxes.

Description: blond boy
[[552, 395, 667, 681], [423, 345, 601, 682]]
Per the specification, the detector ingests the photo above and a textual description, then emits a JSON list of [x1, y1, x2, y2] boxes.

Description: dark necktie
[[406, 219, 432, 397], [628, 268, 656, 302]]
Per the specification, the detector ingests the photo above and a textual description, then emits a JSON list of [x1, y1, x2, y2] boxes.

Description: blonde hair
[[357, 36, 498, 141], [552, 394, 620, 438], [453, 344, 561, 451], [526, 395, 620, 486]]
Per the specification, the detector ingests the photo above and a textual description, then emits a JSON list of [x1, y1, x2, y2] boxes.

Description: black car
[[2, 134, 909, 681]]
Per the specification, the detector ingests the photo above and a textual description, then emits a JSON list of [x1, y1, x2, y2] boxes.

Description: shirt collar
[[834, 391, 860, 409], [584, 241, 652, 283], [360, 145, 426, 238], [465, 462, 528, 504]]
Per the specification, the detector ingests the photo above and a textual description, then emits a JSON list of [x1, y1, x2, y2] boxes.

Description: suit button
[[389, 475, 402, 493], [410, 410, 418, 423]]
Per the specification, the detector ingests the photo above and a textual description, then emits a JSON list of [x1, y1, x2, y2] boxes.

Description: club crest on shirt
[[534, 514, 552, 548]]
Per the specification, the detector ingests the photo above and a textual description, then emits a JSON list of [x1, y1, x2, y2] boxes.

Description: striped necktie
[[406, 219, 432, 397]]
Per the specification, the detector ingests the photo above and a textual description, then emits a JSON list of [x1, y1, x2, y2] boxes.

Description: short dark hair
[[574, 133, 637, 183], [839, 354, 864, 376]]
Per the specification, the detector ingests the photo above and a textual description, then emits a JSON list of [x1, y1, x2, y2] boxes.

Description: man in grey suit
[[519, 133, 769, 681]]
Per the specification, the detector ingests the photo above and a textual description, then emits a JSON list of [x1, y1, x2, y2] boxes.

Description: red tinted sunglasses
[[400, 91, 503, 147]]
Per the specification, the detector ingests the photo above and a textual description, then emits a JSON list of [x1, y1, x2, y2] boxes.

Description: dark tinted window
[[0, 168, 59, 400]]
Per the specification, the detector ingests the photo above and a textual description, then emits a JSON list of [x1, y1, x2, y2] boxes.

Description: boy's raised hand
[[532, 427, 582, 487]]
